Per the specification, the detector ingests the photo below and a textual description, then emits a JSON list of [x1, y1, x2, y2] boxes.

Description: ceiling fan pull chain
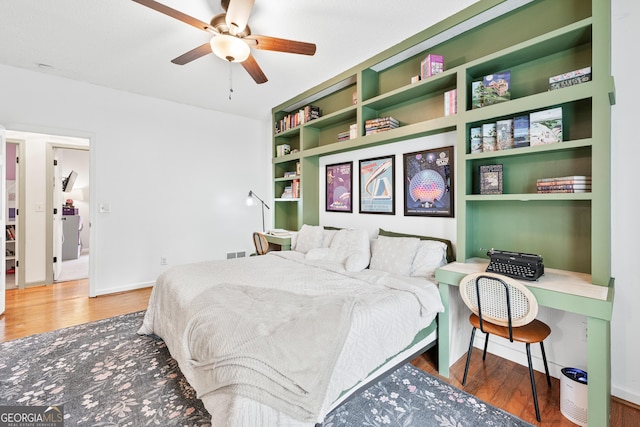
[[228, 61, 234, 100]]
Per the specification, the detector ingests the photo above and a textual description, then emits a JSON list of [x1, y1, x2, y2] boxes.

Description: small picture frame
[[403, 146, 454, 217], [359, 155, 395, 215], [479, 164, 504, 194], [326, 162, 353, 212]]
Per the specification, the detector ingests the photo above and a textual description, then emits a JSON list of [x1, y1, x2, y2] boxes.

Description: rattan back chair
[[459, 272, 552, 422]]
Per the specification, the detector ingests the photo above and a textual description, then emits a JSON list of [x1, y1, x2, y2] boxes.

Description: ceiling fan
[[132, 0, 317, 84]]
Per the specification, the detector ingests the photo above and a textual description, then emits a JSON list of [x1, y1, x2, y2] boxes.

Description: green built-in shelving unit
[[271, 0, 613, 288]]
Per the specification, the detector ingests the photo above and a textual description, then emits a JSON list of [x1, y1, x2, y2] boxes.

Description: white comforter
[[138, 251, 443, 426]]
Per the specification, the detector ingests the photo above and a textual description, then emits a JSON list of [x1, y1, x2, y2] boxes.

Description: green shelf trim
[[274, 176, 300, 182], [362, 68, 458, 110], [274, 198, 301, 202], [302, 115, 457, 158], [303, 106, 357, 129], [272, 151, 302, 164], [465, 138, 593, 160], [465, 193, 593, 202], [462, 82, 594, 124]]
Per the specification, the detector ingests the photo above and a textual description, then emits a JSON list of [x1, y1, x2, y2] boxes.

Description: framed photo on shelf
[[326, 162, 353, 212], [359, 155, 395, 215], [403, 146, 454, 217], [479, 164, 504, 194]]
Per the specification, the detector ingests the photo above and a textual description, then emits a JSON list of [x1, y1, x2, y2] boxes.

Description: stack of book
[[536, 175, 591, 193], [365, 117, 399, 135], [275, 105, 321, 133], [280, 179, 300, 199], [337, 130, 351, 142], [444, 89, 457, 116]]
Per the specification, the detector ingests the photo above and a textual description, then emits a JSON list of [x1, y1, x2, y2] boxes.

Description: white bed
[[138, 227, 452, 426]]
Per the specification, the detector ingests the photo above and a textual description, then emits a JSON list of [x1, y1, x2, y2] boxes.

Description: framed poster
[[359, 155, 395, 215], [325, 162, 352, 212], [403, 146, 454, 217]]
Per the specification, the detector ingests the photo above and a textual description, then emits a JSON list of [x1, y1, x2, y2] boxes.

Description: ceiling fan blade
[[131, 0, 215, 33], [241, 54, 268, 84], [246, 35, 316, 56], [171, 42, 213, 65], [225, 0, 255, 35]]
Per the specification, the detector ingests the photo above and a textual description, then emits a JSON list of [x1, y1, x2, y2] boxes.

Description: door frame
[[5, 138, 26, 289]]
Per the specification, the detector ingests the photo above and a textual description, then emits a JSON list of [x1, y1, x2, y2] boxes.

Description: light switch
[[99, 203, 111, 213]]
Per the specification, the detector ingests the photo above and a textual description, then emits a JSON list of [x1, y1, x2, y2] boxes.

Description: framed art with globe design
[[403, 146, 454, 217]]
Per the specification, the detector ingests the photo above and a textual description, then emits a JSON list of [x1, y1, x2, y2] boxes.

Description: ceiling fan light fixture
[[210, 34, 250, 62]]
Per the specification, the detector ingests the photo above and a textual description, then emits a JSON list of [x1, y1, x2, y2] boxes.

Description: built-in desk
[[435, 259, 615, 426], [264, 233, 292, 251]]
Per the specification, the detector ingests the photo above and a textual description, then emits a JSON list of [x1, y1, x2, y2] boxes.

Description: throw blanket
[[185, 284, 355, 422]]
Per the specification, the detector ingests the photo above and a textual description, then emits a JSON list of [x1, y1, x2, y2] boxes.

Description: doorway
[[2, 130, 90, 289]]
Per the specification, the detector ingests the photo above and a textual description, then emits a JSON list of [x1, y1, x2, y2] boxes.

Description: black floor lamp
[[246, 190, 270, 232]]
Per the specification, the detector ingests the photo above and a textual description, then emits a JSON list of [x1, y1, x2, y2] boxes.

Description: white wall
[[0, 63, 270, 295]]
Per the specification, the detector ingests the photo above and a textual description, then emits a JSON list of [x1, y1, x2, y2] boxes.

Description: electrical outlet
[[160, 256, 167, 265], [226, 252, 236, 259], [236, 251, 246, 258]]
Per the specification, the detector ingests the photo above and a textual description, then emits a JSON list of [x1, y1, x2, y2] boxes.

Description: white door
[[0, 125, 6, 314]]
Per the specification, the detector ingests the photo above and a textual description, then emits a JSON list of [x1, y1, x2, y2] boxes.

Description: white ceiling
[[0, 0, 477, 120]]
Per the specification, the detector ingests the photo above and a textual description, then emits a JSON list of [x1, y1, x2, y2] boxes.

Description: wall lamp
[[246, 190, 270, 232]]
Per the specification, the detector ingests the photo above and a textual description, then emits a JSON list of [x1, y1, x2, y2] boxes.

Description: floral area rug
[[0, 311, 533, 426]]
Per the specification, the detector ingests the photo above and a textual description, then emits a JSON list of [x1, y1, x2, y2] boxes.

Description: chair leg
[[462, 327, 476, 386], [526, 343, 542, 422], [540, 341, 552, 387], [482, 332, 490, 360]]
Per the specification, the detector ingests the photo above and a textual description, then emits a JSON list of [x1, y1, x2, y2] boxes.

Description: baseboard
[[611, 385, 640, 407], [94, 280, 154, 297]]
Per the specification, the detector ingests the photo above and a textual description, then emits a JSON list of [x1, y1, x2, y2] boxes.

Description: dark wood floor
[[1, 280, 638, 426]]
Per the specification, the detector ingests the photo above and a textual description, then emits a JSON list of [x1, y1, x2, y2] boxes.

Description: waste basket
[[560, 367, 588, 426]]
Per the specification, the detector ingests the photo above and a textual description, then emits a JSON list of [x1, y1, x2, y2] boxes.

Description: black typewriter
[[486, 249, 544, 281]]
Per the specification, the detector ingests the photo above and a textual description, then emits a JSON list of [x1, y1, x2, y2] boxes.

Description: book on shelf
[[471, 81, 484, 109], [420, 54, 444, 79], [283, 171, 297, 178], [275, 105, 321, 133], [482, 123, 497, 152], [496, 119, 514, 150], [537, 175, 591, 183], [296, 161, 301, 175], [530, 107, 563, 145], [337, 130, 351, 142], [549, 66, 591, 91], [482, 71, 511, 105], [513, 115, 530, 148], [444, 89, 457, 116], [470, 127, 483, 154], [365, 117, 399, 135], [479, 164, 503, 195], [276, 144, 291, 157], [349, 123, 357, 139], [536, 175, 591, 193]]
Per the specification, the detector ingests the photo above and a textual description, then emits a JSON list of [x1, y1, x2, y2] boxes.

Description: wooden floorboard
[[1, 280, 638, 425]]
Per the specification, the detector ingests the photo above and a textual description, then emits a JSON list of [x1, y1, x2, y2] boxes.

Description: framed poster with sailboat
[[359, 155, 395, 214]]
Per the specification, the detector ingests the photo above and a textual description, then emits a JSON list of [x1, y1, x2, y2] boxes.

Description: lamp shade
[[210, 35, 250, 63]]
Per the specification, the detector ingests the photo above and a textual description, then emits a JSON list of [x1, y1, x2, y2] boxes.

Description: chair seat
[[469, 314, 551, 343]]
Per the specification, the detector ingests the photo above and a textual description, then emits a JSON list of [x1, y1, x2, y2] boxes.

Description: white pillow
[[322, 229, 338, 248], [294, 224, 324, 254], [369, 235, 420, 276], [327, 228, 370, 266], [345, 250, 370, 272], [411, 240, 448, 279], [305, 247, 330, 260]]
